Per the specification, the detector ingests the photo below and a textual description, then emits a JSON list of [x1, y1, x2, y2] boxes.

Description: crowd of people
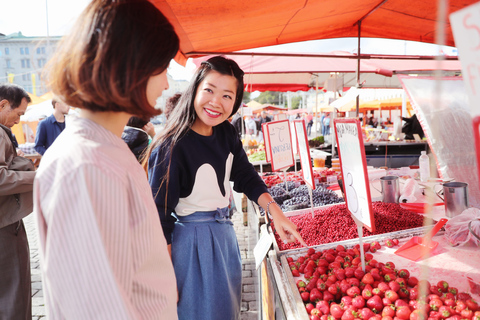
[[0, 1, 305, 319]]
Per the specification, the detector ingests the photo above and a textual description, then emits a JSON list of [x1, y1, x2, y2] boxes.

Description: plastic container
[[311, 151, 327, 168], [419, 151, 430, 182]]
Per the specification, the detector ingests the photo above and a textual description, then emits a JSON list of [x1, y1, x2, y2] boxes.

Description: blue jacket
[[34, 115, 66, 155]]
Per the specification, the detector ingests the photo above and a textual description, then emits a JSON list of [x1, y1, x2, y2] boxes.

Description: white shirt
[[34, 116, 177, 319]]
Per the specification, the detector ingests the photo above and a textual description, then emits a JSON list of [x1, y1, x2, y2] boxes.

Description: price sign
[[450, 2, 480, 116], [262, 123, 271, 163], [334, 118, 375, 232], [294, 120, 315, 189], [264, 120, 294, 171]]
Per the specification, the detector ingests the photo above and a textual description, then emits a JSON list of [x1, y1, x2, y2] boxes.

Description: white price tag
[[254, 231, 274, 270]]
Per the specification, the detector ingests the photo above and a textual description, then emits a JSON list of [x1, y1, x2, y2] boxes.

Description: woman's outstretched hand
[[258, 193, 307, 247]]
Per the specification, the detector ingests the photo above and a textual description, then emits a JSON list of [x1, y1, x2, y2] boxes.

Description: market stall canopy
[[21, 99, 53, 122], [152, 0, 476, 65], [27, 93, 46, 105], [331, 88, 409, 111], [192, 53, 461, 92], [285, 108, 308, 115], [245, 100, 287, 113]]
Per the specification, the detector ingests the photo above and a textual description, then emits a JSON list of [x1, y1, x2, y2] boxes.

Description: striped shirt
[[34, 116, 178, 320]]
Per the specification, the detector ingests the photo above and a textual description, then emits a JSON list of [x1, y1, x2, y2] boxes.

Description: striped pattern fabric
[[33, 116, 177, 319]]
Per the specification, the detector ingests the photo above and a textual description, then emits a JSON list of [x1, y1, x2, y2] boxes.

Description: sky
[[1, 0, 458, 81]]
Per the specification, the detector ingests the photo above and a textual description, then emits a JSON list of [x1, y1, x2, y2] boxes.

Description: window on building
[[25, 47, 29, 55], [20, 47, 24, 55], [36, 47, 46, 55], [21, 59, 31, 68], [6, 60, 11, 68], [22, 74, 28, 81], [5, 48, 9, 55]]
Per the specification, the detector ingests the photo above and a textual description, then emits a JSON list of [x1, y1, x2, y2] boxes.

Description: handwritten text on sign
[[450, 2, 480, 116], [335, 120, 375, 231], [265, 120, 294, 171]]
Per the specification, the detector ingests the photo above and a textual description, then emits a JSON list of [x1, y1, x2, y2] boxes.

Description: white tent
[[20, 99, 54, 122], [20, 100, 77, 122]]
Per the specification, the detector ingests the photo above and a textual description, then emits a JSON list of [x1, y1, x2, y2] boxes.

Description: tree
[[255, 91, 280, 105], [291, 96, 302, 109], [242, 91, 251, 103]]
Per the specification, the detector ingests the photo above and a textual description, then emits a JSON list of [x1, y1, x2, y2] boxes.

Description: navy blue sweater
[[148, 121, 267, 244]]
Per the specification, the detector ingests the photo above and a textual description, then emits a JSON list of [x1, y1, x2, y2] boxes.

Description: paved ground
[[24, 191, 259, 320]]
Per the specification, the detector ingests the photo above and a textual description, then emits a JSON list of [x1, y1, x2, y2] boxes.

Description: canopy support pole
[[355, 21, 362, 118], [315, 75, 319, 138]]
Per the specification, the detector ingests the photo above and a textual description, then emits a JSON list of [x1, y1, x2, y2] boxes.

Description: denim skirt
[[172, 208, 242, 320]]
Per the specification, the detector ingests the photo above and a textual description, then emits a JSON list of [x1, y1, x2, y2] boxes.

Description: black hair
[[0, 83, 32, 108]]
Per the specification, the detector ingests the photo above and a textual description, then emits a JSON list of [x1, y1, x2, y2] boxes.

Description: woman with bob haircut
[[33, 0, 180, 318], [144, 55, 306, 319]]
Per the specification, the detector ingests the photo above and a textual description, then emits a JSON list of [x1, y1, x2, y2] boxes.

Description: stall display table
[[24, 153, 42, 169], [254, 179, 479, 319]]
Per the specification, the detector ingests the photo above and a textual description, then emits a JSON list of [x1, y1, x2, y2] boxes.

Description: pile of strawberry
[[288, 244, 479, 320]]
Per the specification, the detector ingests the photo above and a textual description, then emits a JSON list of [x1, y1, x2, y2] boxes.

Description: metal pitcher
[[379, 176, 400, 203], [436, 182, 469, 218]]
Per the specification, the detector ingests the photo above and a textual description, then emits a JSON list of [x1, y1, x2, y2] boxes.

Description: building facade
[[0, 32, 61, 96]]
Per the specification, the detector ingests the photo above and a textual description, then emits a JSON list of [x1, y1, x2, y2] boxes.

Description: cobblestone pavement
[[24, 191, 259, 320]]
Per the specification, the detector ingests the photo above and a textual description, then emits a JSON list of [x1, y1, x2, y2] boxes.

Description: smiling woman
[[143, 56, 306, 320]]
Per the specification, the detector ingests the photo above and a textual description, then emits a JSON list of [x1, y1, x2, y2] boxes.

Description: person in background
[[402, 114, 424, 140], [0, 83, 35, 320], [367, 116, 375, 127], [323, 113, 331, 135], [254, 112, 264, 141], [34, 98, 70, 155], [245, 115, 257, 136], [320, 112, 326, 136], [144, 56, 306, 320], [260, 110, 272, 123], [305, 112, 314, 136], [122, 116, 156, 161], [230, 109, 244, 138], [33, 0, 180, 318]]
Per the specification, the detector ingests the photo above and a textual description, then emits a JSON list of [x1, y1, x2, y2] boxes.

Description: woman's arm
[[257, 192, 307, 246]]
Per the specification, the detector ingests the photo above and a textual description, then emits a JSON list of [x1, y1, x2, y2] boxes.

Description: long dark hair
[[142, 56, 245, 204], [46, 0, 179, 119]]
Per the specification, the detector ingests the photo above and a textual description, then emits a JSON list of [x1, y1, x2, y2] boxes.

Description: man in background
[[231, 109, 244, 138], [402, 114, 425, 140], [34, 98, 70, 155], [0, 83, 35, 319], [260, 110, 272, 123]]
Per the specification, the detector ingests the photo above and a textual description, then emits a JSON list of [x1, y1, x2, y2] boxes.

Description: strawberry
[[362, 273, 375, 285], [385, 239, 395, 248], [436, 280, 449, 293], [398, 269, 410, 279]]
